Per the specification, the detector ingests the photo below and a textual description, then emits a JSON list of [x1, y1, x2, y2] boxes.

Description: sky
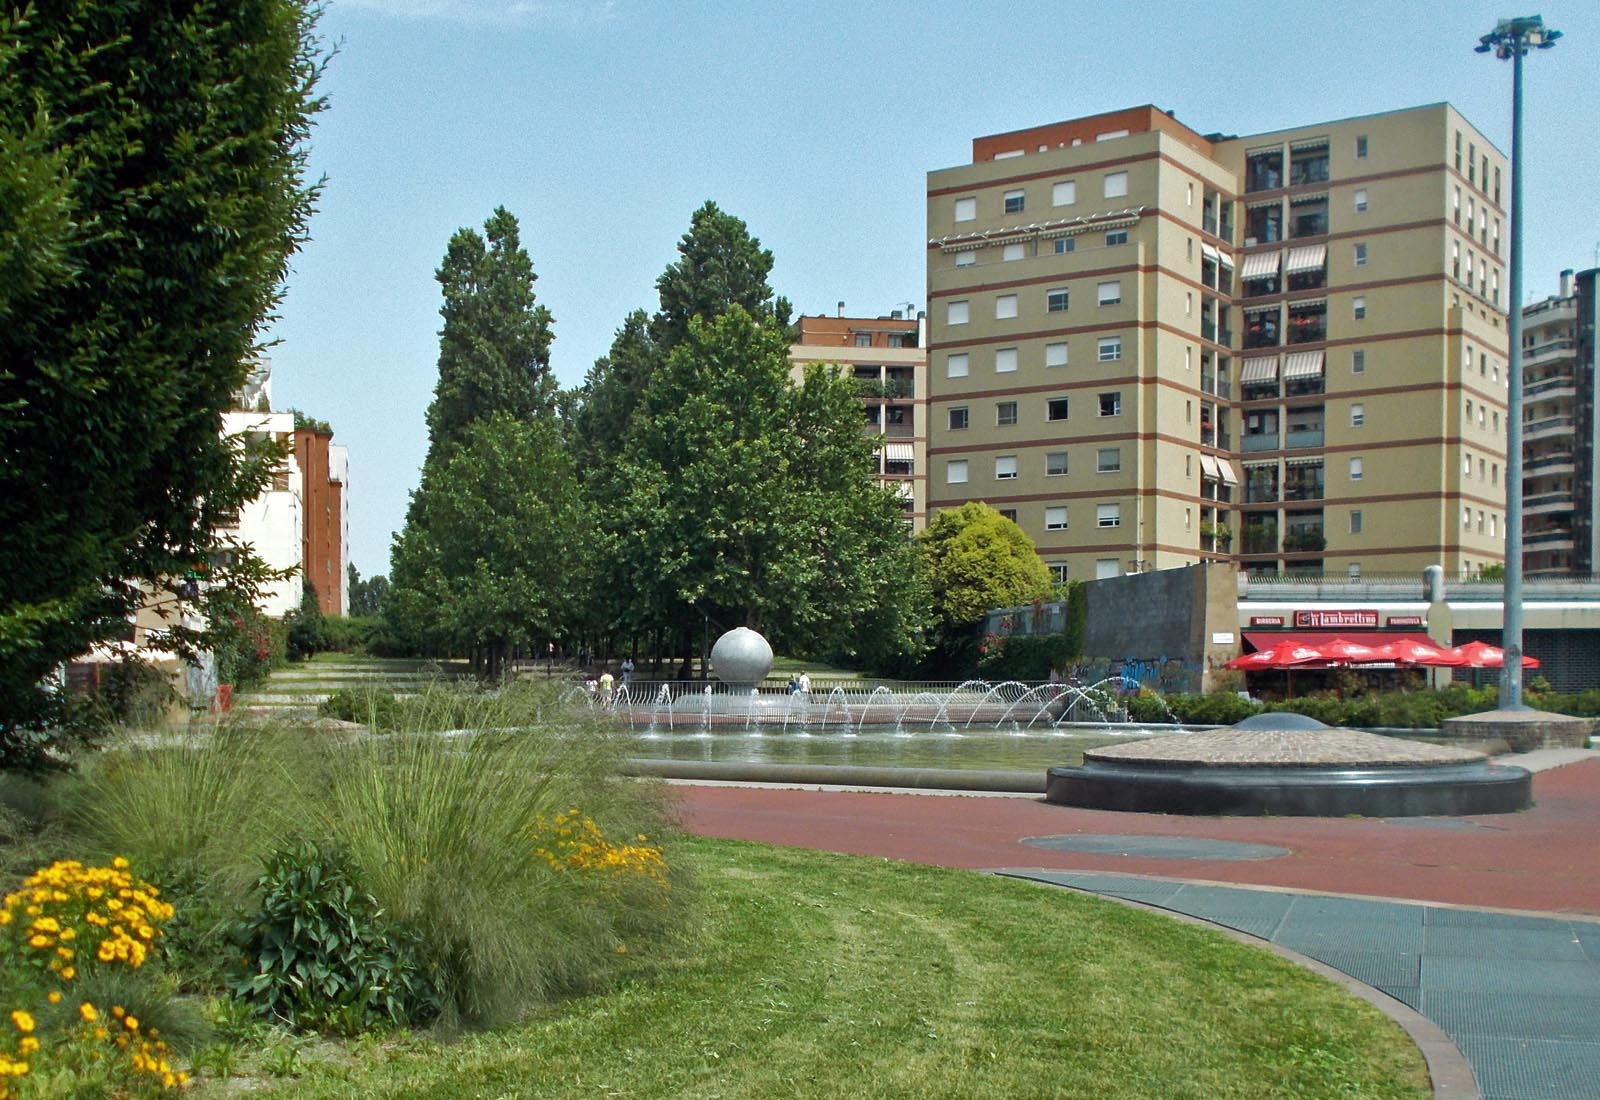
[[261, 0, 1600, 578]]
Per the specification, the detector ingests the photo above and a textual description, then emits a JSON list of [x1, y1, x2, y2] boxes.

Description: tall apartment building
[[926, 104, 1510, 582], [790, 309, 928, 529], [1521, 268, 1600, 575], [295, 426, 351, 615]]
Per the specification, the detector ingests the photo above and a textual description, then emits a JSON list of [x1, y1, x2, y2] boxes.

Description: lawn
[[207, 836, 1430, 1100]]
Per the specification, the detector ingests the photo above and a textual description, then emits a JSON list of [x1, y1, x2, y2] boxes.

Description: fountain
[[1044, 711, 1532, 816]]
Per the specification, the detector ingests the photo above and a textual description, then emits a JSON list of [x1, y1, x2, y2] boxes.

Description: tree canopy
[[0, 0, 325, 759], [917, 503, 1052, 631]]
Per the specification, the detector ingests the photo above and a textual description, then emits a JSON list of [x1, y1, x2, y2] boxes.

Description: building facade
[[790, 309, 928, 529], [1521, 268, 1599, 576], [295, 427, 350, 615], [926, 103, 1510, 583]]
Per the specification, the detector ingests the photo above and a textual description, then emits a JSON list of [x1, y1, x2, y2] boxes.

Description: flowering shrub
[[533, 810, 669, 889], [0, 858, 187, 1095]]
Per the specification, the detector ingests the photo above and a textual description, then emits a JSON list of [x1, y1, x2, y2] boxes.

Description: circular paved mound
[[1086, 727, 1485, 769]]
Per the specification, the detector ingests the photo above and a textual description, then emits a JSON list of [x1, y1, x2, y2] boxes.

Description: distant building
[[220, 404, 303, 617], [1520, 268, 1599, 576], [790, 308, 928, 529], [295, 427, 349, 615], [927, 103, 1510, 582]]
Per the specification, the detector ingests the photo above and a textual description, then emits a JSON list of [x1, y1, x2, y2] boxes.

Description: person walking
[[620, 656, 634, 686], [599, 670, 614, 706], [797, 670, 811, 698]]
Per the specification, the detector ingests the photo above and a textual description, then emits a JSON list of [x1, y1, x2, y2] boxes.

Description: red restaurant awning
[[1243, 631, 1438, 652]]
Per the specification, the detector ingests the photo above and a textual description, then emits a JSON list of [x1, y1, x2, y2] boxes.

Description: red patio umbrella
[[1310, 637, 1385, 665], [1447, 640, 1540, 668], [1370, 638, 1462, 667], [1224, 643, 1327, 670]]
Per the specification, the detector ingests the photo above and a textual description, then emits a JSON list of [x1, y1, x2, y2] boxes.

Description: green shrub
[[229, 841, 438, 1032], [317, 686, 404, 730], [1125, 691, 1175, 724], [212, 607, 286, 688], [1165, 691, 1261, 726]]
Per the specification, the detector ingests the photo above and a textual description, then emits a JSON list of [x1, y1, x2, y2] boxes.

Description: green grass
[[202, 836, 1430, 1100]]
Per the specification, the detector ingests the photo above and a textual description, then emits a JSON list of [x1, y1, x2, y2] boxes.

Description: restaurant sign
[[1248, 615, 1286, 627], [1292, 609, 1379, 629], [1386, 615, 1425, 627]]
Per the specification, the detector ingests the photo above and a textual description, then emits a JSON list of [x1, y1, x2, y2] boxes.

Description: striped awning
[[1240, 251, 1281, 280], [1240, 356, 1280, 384], [1218, 460, 1240, 486], [1286, 456, 1324, 467], [1290, 137, 1329, 152], [1284, 244, 1327, 274], [1200, 242, 1219, 261], [1199, 454, 1221, 480], [1283, 350, 1325, 380], [1290, 191, 1328, 206], [1288, 297, 1327, 312], [884, 442, 915, 463]]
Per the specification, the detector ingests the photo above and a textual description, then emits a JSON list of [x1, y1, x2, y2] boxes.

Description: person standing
[[620, 656, 634, 686], [797, 670, 810, 698], [599, 670, 614, 706]]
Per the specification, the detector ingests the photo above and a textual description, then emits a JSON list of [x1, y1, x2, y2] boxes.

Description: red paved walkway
[[673, 758, 1600, 916]]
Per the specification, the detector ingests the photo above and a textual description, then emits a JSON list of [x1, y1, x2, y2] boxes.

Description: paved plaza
[[673, 752, 1600, 1100]]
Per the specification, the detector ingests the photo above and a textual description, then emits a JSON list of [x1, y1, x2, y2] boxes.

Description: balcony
[[1246, 152, 1283, 193], [1242, 523, 1279, 556], [1525, 372, 1576, 401], [1241, 433, 1280, 453], [1203, 212, 1218, 236], [1283, 470, 1325, 501], [1244, 471, 1279, 504], [1526, 528, 1575, 549], [1288, 154, 1330, 187], [1525, 414, 1575, 442], [1525, 451, 1576, 475], [1289, 209, 1329, 238], [1287, 310, 1326, 345], [1245, 208, 1282, 243], [1523, 338, 1576, 366], [1243, 320, 1280, 350], [1525, 491, 1572, 514], [1284, 428, 1325, 449], [1283, 526, 1327, 553]]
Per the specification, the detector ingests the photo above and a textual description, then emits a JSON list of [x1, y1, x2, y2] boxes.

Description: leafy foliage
[[316, 687, 403, 730], [0, 1, 325, 762], [284, 582, 328, 661], [346, 566, 389, 618], [230, 842, 438, 1033], [916, 503, 1051, 674]]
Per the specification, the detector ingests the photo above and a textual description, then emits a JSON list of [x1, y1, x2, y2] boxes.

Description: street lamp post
[[1476, 15, 1560, 710]]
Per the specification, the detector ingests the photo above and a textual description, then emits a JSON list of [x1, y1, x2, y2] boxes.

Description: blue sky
[[262, 0, 1600, 578]]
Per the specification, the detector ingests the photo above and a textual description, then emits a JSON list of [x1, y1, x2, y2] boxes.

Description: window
[[1002, 242, 1025, 262], [1045, 506, 1069, 531], [1047, 289, 1069, 312], [1453, 186, 1461, 223], [1354, 243, 1368, 267], [1353, 188, 1368, 213], [1097, 280, 1122, 305], [1350, 510, 1363, 534], [1097, 336, 1122, 362], [1096, 503, 1121, 528], [1098, 392, 1122, 417], [1464, 453, 1473, 477], [1045, 342, 1068, 368], [853, 333, 873, 348], [1350, 403, 1365, 427], [1054, 237, 1075, 254], [1490, 514, 1497, 537], [1052, 180, 1077, 206], [953, 197, 976, 222], [1349, 457, 1363, 481], [1464, 506, 1472, 529], [1049, 563, 1069, 584], [1466, 399, 1474, 423], [1348, 563, 1362, 580], [1352, 349, 1365, 373], [1097, 448, 1121, 473], [1352, 296, 1366, 320], [946, 459, 968, 484], [946, 352, 969, 378], [998, 509, 1017, 522], [995, 455, 1018, 480], [995, 294, 1018, 319], [947, 406, 969, 431], [1046, 451, 1068, 476], [996, 401, 1017, 426], [1355, 134, 1368, 158], [1095, 558, 1120, 580], [1186, 183, 1194, 207], [947, 300, 969, 325], [1477, 405, 1485, 427], [1103, 171, 1129, 199], [1046, 397, 1070, 421], [1105, 229, 1128, 247], [995, 347, 1018, 373], [955, 250, 976, 268], [1003, 189, 1025, 214]]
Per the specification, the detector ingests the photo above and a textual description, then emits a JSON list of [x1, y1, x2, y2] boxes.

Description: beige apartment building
[[790, 309, 928, 529], [926, 103, 1510, 582], [1521, 267, 1599, 575]]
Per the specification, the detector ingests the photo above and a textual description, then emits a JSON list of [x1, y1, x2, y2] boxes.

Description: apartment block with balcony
[[1521, 268, 1599, 576], [926, 103, 1509, 582], [789, 309, 928, 529]]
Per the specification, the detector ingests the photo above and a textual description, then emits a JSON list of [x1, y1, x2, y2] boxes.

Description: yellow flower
[[112, 857, 129, 869], [46, 993, 61, 1006], [125, 1015, 139, 1031], [60, 967, 75, 980], [16, 1040, 36, 1056], [79, 1002, 98, 1023], [9, 1012, 33, 1034]]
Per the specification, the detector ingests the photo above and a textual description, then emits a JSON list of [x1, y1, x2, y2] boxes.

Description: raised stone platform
[[1440, 707, 1595, 752], [1045, 714, 1532, 817]]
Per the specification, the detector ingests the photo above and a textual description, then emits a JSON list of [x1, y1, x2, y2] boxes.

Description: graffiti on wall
[[1069, 656, 1204, 695]]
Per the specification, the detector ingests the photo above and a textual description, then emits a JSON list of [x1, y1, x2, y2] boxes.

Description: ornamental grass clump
[[0, 857, 196, 1095]]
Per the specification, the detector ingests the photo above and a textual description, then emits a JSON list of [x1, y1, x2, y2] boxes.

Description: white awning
[[1287, 297, 1327, 311], [884, 443, 915, 463], [1290, 192, 1328, 206], [1289, 137, 1330, 152], [1200, 242, 1219, 261], [1284, 244, 1327, 274], [1285, 456, 1324, 467], [1283, 350, 1325, 380], [1240, 356, 1280, 384], [1198, 454, 1221, 479], [1218, 460, 1240, 486], [1240, 251, 1281, 280]]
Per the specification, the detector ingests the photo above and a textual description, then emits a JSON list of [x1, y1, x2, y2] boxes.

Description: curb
[[622, 758, 1044, 793]]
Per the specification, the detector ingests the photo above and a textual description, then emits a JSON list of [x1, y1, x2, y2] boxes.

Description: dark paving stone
[[994, 870, 1185, 904], [1301, 949, 1421, 990], [1422, 955, 1600, 997], [1376, 984, 1422, 1010], [1283, 894, 1427, 926], [1425, 924, 1589, 961], [1424, 906, 1573, 930], [1455, 1035, 1600, 1100], [1278, 919, 1425, 955], [1422, 989, 1600, 1041], [1021, 834, 1290, 861]]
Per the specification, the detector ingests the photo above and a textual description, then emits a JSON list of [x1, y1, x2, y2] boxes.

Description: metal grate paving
[[997, 869, 1600, 1100]]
